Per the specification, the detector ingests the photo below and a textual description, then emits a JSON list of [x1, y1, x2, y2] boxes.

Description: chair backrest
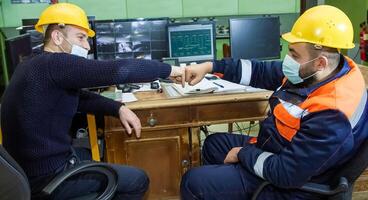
[[331, 137, 368, 185], [339, 70, 368, 183], [0, 145, 30, 200]]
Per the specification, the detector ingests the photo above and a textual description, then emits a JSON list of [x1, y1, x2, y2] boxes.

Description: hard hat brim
[[35, 22, 95, 38], [87, 29, 95, 38], [282, 32, 309, 44], [282, 32, 355, 49]]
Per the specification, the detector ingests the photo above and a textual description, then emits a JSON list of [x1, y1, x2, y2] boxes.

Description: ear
[[315, 56, 328, 71], [51, 30, 63, 46]]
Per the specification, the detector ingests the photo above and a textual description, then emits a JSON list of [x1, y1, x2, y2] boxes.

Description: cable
[[353, 46, 361, 60]]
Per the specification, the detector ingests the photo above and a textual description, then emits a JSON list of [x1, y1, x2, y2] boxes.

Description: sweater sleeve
[[77, 90, 123, 117], [237, 110, 353, 188], [46, 53, 171, 89]]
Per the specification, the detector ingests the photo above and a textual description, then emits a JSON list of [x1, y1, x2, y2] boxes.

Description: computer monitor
[[5, 34, 32, 79], [21, 18, 39, 32], [230, 16, 280, 60], [21, 18, 44, 53], [167, 22, 216, 63], [94, 18, 169, 61]]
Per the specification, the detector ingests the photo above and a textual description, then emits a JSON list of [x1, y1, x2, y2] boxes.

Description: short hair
[[43, 24, 69, 45], [306, 43, 340, 68]]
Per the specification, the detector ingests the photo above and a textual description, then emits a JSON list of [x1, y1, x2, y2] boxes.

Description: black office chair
[[0, 144, 118, 200], [251, 137, 368, 200]]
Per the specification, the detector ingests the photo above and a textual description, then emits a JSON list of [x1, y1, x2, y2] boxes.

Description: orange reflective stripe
[[282, 77, 288, 85], [273, 57, 364, 142], [249, 137, 257, 144], [274, 103, 301, 141], [274, 104, 301, 128], [275, 118, 298, 142], [302, 95, 336, 114], [301, 57, 365, 119]]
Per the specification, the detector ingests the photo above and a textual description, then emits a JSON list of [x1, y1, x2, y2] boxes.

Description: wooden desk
[[103, 91, 271, 199]]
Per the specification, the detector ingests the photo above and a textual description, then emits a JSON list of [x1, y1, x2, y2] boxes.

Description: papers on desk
[[172, 78, 218, 95], [121, 93, 138, 103], [171, 76, 246, 96], [101, 90, 138, 103], [166, 74, 265, 97]]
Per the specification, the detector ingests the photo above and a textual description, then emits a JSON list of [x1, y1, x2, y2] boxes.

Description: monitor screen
[[5, 34, 32, 79], [230, 17, 280, 60], [94, 18, 168, 61], [168, 22, 216, 63]]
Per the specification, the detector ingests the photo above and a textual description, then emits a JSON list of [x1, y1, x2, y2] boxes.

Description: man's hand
[[185, 62, 213, 86], [118, 105, 142, 138], [169, 66, 185, 87], [224, 147, 243, 164]]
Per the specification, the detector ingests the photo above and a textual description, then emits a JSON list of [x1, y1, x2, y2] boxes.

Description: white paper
[[121, 93, 138, 103], [172, 78, 218, 95]]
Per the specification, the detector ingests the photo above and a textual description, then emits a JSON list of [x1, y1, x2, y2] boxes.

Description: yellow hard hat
[[282, 5, 354, 49], [35, 3, 95, 37]]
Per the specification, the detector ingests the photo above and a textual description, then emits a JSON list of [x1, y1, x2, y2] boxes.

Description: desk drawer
[[194, 100, 269, 123], [105, 107, 191, 130], [136, 107, 191, 128]]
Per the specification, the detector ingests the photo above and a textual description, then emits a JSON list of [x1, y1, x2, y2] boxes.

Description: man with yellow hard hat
[[181, 5, 368, 199], [1, 3, 185, 199]]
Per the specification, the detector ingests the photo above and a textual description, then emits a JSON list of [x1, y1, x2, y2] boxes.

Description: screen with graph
[[168, 22, 216, 63]]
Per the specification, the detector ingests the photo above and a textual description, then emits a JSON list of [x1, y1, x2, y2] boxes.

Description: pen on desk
[[213, 82, 224, 88]]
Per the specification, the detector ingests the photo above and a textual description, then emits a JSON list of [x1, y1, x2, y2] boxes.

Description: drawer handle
[[182, 159, 189, 167], [147, 113, 157, 127]]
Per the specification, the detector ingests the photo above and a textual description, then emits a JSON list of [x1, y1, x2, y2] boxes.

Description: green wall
[[66, 0, 127, 20], [325, 0, 368, 43], [0, 0, 300, 27], [0, 1, 49, 27]]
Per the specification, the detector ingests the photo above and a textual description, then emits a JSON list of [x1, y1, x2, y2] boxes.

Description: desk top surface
[[126, 90, 272, 110], [124, 65, 368, 110]]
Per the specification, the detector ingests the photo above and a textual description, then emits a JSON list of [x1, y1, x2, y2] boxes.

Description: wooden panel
[[194, 101, 269, 124], [126, 0, 182, 18], [135, 107, 190, 128], [105, 128, 191, 199], [105, 106, 190, 129], [126, 91, 271, 110], [183, 0, 238, 17], [104, 91, 271, 199], [190, 127, 201, 167], [238, 0, 300, 15]]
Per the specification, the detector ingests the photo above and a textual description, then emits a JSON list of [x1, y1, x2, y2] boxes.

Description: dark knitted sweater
[[1, 52, 171, 177]]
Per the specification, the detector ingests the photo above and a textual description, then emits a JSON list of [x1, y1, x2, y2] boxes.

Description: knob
[[147, 113, 157, 127], [182, 159, 189, 167]]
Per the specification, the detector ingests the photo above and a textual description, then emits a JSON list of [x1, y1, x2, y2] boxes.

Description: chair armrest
[[251, 177, 349, 200], [300, 177, 348, 196], [40, 162, 118, 200]]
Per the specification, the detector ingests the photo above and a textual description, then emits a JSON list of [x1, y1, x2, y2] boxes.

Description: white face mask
[[282, 54, 320, 84], [59, 33, 89, 59], [70, 44, 89, 59]]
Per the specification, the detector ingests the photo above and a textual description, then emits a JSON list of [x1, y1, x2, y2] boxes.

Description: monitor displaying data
[[168, 22, 216, 63], [230, 16, 280, 60]]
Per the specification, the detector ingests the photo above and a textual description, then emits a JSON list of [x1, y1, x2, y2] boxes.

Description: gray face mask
[[58, 33, 89, 58]]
